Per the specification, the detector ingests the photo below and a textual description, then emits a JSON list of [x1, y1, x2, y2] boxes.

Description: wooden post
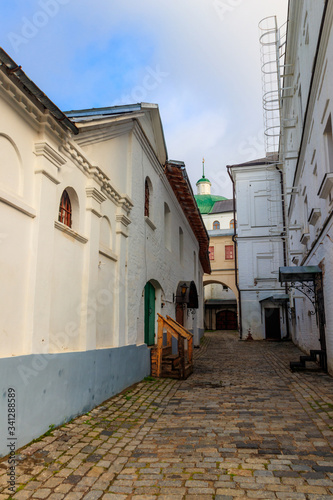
[[179, 336, 185, 379], [188, 337, 193, 365], [157, 315, 164, 377], [167, 326, 172, 348]]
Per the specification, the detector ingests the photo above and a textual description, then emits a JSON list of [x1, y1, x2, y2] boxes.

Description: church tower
[[196, 158, 211, 195]]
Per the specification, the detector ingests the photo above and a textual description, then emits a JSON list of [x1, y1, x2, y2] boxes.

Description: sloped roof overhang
[[279, 266, 322, 283], [65, 102, 167, 164], [165, 161, 211, 274], [259, 294, 289, 305], [205, 299, 237, 307], [0, 48, 78, 135]]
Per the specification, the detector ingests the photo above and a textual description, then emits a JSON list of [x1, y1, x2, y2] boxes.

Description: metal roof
[[211, 199, 234, 214], [0, 48, 78, 135], [194, 194, 228, 214], [65, 102, 168, 165], [279, 266, 322, 283], [227, 153, 279, 169], [164, 161, 211, 274], [205, 299, 237, 307], [65, 103, 143, 121], [259, 294, 289, 304], [208, 228, 234, 237], [196, 176, 211, 184]]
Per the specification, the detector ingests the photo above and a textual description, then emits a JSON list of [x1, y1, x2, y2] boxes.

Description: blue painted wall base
[[0, 344, 150, 457]]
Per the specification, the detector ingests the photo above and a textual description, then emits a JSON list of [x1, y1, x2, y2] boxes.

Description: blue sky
[[1, 0, 288, 197]]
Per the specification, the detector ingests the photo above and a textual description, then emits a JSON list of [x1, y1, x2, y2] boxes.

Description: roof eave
[[164, 161, 211, 274], [0, 47, 78, 135]]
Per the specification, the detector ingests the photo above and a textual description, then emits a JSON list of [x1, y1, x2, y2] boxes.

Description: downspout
[[276, 165, 290, 339], [227, 166, 243, 340]]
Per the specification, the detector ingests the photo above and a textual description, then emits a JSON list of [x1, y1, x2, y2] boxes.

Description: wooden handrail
[[157, 313, 192, 340], [166, 315, 193, 341], [154, 314, 193, 377]]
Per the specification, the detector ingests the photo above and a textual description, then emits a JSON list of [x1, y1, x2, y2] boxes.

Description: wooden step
[[300, 355, 315, 363], [290, 361, 305, 371]]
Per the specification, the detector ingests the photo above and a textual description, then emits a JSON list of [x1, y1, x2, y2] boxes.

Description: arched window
[[213, 220, 220, 230], [144, 179, 150, 217], [164, 203, 171, 250], [58, 190, 72, 227], [179, 227, 184, 263], [230, 219, 236, 229]]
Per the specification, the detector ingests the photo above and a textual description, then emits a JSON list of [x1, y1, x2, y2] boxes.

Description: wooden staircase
[[290, 349, 327, 372], [150, 314, 193, 380]]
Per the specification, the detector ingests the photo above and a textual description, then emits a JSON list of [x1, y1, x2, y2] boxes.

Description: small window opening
[[59, 190, 72, 228]]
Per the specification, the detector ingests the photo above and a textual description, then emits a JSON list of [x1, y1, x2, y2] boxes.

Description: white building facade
[[228, 157, 288, 340], [0, 49, 209, 455], [279, 0, 333, 373]]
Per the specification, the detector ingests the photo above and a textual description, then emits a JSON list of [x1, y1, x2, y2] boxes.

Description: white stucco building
[[227, 157, 288, 340], [278, 0, 333, 373], [0, 48, 209, 455]]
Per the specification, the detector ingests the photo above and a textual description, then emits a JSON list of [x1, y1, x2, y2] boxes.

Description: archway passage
[[216, 310, 237, 330], [204, 280, 238, 331]]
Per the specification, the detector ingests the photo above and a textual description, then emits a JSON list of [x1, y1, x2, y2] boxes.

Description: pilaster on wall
[[80, 185, 107, 351], [113, 211, 131, 347], [32, 142, 64, 353]]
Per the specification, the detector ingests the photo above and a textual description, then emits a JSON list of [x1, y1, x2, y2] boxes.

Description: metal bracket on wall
[[287, 282, 316, 316]]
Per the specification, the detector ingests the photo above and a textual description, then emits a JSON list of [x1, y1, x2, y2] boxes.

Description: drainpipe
[[276, 164, 290, 339], [227, 166, 243, 340]]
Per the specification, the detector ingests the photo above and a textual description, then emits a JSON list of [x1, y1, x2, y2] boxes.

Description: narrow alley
[[1, 332, 333, 500]]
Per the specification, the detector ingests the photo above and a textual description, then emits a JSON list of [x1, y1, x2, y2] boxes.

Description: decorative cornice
[[34, 142, 66, 168], [0, 70, 42, 125], [54, 220, 88, 243], [60, 141, 130, 211], [59, 141, 91, 175], [86, 207, 103, 218], [0, 69, 71, 141], [116, 214, 131, 227], [89, 166, 122, 206], [145, 216, 156, 231], [99, 245, 118, 262], [86, 187, 107, 204], [0, 189, 36, 218], [34, 169, 60, 185], [119, 194, 134, 215]]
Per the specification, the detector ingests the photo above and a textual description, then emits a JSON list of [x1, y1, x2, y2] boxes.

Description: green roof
[[196, 176, 211, 184], [194, 194, 227, 214]]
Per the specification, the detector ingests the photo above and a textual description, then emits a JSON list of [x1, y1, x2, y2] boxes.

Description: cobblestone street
[[1, 331, 333, 500]]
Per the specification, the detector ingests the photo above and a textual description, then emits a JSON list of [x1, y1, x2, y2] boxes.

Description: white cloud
[[1, 0, 289, 197]]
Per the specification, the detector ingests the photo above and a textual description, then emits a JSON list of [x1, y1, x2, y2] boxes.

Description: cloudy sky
[[1, 0, 288, 198]]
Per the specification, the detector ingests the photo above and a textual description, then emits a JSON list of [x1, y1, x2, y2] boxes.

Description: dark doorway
[[176, 303, 184, 326], [265, 308, 281, 340], [144, 282, 155, 345], [216, 310, 237, 330]]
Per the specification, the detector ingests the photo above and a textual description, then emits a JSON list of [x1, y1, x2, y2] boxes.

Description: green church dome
[[194, 194, 227, 214], [196, 176, 211, 184]]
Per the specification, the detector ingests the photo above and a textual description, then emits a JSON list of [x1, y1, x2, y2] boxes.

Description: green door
[[144, 282, 155, 345]]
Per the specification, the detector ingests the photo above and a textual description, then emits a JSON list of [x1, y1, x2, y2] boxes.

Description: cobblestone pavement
[[1, 331, 333, 500]]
